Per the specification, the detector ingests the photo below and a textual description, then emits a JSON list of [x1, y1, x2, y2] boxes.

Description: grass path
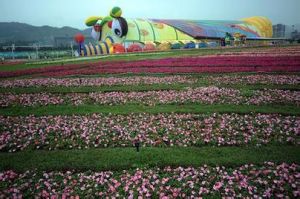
[[1, 104, 299, 116], [1, 145, 299, 172]]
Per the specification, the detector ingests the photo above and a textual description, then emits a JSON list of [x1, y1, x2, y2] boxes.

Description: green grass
[[0, 145, 299, 172], [0, 84, 299, 94], [1, 104, 299, 116], [0, 45, 295, 72], [0, 84, 187, 93]]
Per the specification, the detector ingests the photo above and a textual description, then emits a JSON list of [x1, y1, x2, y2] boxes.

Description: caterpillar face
[[85, 7, 128, 44]]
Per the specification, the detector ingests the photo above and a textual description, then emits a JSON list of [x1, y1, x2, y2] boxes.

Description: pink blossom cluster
[[0, 113, 298, 152], [0, 93, 65, 107], [0, 162, 299, 198], [88, 87, 243, 106], [0, 76, 195, 88], [0, 88, 299, 107], [205, 74, 300, 85], [0, 74, 299, 89], [247, 89, 300, 105], [0, 60, 25, 66]]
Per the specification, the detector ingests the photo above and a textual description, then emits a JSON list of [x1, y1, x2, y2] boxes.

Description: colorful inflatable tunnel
[[79, 7, 274, 57]]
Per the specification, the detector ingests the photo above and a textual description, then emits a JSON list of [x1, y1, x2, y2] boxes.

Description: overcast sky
[[0, 0, 299, 29]]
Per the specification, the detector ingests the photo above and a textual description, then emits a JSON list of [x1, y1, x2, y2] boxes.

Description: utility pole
[[70, 41, 74, 57], [11, 44, 15, 60], [34, 44, 39, 59]]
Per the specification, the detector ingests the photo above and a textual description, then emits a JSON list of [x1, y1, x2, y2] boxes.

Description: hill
[[0, 22, 90, 45]]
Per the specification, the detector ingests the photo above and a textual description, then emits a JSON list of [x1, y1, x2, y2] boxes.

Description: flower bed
[[0, 88, 299, 107], [0, 113, 298, 152], [0, 93, 65, 107], [0, 76, 196, 88], [0, 162, 299, 198], [1, 74, 299, 88], [0, 49, 299, 77], [247, 89, 300, 105], [205, 75, 300, 85]]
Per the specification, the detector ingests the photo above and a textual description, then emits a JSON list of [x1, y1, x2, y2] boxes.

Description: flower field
[[0, 45, 300, 198], [0, 88, 299, 107], [0, 46, 300, 78], [0, 113, 299, 152], [0, 76, 196, 88], [1, 163, 299, 198]]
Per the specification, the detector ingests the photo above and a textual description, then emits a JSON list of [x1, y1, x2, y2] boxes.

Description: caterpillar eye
[[112, 19, 123, 37], [114, 28, 121, 36], [112, 18, 128, 38]]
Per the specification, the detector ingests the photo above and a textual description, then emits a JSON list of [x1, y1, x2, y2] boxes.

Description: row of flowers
[[0, 76, 196, 88], [0, 74, 299, 88], [42, 65, 298, 76], [0, 50, 299, 77], [0, 162, 299, 198], [0, 87, 299, 107], [205, 74, 300, 85], [219, 46, 300, 57], [0, 113, 298, 152]]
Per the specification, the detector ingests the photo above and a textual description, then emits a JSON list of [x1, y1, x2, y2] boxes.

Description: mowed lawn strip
[[0, 45, 291, 72], [0, 84, 187, 93], [0, 104, 299, 116], [0, 84, 299, 94], [0, 146, 299, 172]]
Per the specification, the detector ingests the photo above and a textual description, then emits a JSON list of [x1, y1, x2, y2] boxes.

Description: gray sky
[[0, 0, 299, 29]]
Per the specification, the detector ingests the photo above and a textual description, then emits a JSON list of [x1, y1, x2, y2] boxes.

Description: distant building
[[273, 24, 286, 38], [291, 30, 300, 41]]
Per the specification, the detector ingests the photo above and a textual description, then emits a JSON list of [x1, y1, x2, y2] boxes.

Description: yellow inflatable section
[[80, 37, 114, 56], [125, 19, 194, 43], [242, 16, 273, 38]]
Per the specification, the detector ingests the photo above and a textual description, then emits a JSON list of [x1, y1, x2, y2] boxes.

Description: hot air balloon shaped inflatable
[[78, 7, 274, 56], [74, 33, 85, 56]]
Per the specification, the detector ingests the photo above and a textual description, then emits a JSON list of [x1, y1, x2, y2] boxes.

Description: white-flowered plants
[[205, 75, 300, 85], [0, 163, 299, 198], [0, 76, 196, 88], [0, 87, 299, 107], [0, 75, 299, 88], [0, 113, 299, 152]]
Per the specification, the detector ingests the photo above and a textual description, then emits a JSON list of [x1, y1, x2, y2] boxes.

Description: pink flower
[[128, 194, 134, 199], [62, 193, 67, 199], [213, 181, 223, 190], [50, 195, 57, 199]]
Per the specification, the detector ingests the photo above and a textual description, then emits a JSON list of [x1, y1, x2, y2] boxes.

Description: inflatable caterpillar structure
[[79, 7, 273, 56]]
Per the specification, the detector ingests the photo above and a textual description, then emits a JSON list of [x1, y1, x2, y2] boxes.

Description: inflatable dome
[[113, 44, 126, 53], [127, 43, 143, 52], [157, 42, 171, 51], [144, 43, 156, 51]]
